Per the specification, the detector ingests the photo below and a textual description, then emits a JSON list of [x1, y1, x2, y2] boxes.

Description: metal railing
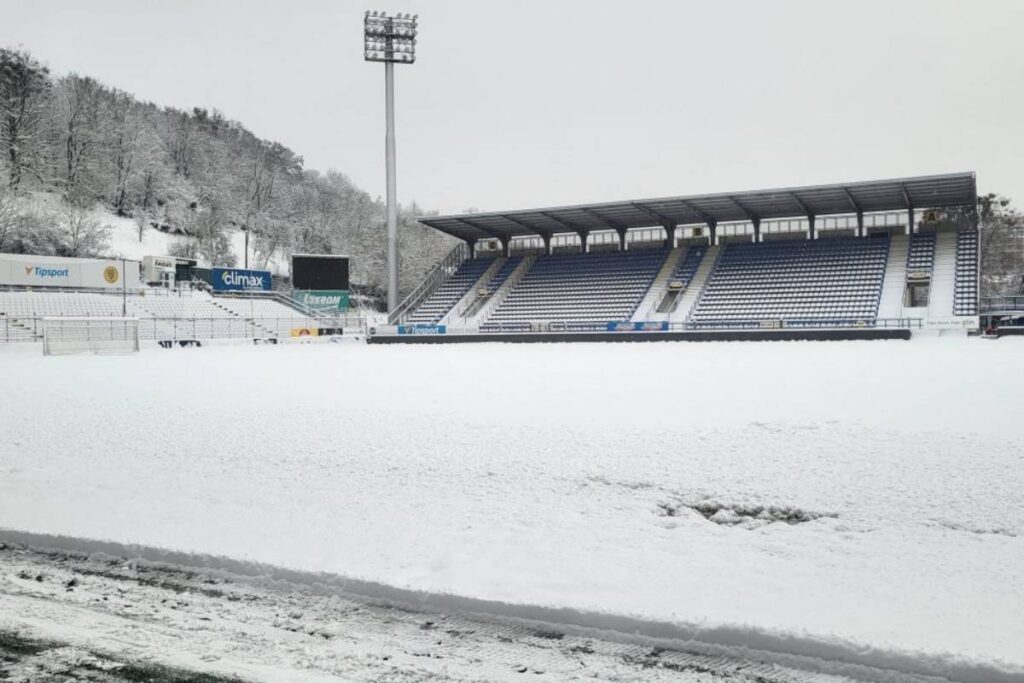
[[388, 242, 469, 325], [211, 289, 333, 318], [460, 254, 537, 325], [980, 295, 1024, 312], [373, 316, 923, 336], [1, 315, 367, 344]]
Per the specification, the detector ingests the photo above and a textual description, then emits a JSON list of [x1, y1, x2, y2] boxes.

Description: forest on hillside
[[0, 47, 455, 300], [2, 47, 1022, 299]]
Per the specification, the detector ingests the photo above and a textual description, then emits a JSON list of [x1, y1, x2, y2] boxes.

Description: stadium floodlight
[[364, 10, 418, 313]]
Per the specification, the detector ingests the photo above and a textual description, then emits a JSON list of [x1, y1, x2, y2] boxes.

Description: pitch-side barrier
[[1, 315, 367, 345], [368, 318, 921, 343]]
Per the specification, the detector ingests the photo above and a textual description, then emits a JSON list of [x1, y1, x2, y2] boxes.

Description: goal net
[[42, 317, 141, 356]]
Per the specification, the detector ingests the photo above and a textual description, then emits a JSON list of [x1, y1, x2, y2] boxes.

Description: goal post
[[42, 317, 141, 356]]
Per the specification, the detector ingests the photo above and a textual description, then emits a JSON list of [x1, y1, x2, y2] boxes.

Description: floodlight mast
[[364, 10, 418, 313]]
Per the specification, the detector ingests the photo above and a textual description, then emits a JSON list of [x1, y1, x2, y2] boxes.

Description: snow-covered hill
[[11, 192, 290, 276]]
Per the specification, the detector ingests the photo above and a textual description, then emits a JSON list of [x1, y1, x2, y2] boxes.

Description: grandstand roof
[[419, 172, 977, 242]]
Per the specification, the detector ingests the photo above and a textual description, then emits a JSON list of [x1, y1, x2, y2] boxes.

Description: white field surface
[[1, 338, 1022, 681]]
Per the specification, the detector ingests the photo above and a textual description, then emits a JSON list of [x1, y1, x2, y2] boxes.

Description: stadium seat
[[405, 258, 495, 324], [480, 250, 666, 331], [953, 231, 978, 316], [688, 237, 889, 328], [906, 233, 936, 274]]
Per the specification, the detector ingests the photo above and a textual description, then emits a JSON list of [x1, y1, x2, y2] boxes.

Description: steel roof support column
[[901, 185, 914, 235], [616, 228, 628, 251], [542, 234, 552, 255], [499, 236, 510, 258], [577, 230, 589, 253], [752, 217, 761, 243], [466, 238, 477, 258], [808, 214, 816, 240], [664, 223, 676, 249], [708, 221, 718, 246], [857, 210, 865, 237]]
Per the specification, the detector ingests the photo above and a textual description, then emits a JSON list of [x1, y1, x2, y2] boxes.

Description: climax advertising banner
[[211, 267, 272, 292], [295, 290, 349, 312], [0, 253, 140, 289]]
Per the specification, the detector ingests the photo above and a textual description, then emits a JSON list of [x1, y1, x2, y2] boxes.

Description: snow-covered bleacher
[[688, 237, 890, 327], [953, 230, 978, 316], [480, 249, 666, 331], [0, 289, 338, 343], [0, 291, 124, 318]]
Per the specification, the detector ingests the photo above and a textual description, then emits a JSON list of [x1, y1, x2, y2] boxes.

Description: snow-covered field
[[1, 339, 1022, 681]]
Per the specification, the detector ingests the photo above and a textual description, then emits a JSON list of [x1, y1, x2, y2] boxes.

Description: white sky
[[4, 0, 1023, 214]]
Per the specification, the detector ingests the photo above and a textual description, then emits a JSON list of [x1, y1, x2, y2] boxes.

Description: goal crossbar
[[42, 317, 141, 356]]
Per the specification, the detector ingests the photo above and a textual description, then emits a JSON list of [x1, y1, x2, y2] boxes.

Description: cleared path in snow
[[0, 542, 948, 683]]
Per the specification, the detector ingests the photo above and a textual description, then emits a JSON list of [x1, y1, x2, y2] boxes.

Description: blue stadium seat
[[953, 231, 978, 316], [481, 249, 667, 331], [689, 237, 889, 328], [406, 258, 495, 324], [907, 233, 936, 274]]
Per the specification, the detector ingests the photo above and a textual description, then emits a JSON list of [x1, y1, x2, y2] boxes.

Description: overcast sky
[[4, 0, 1023, 214]]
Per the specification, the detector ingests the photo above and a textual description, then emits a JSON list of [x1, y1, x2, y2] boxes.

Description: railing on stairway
[[449, 257, 504, 322], [684, 245, 724, 323], [472, 254, 536, 325], [388, 242, 470, 325]]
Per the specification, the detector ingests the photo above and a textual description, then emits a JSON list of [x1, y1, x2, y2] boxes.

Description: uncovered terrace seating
[[481, 249, 667, 332], [0, 291, 124, 318], [406, 258, 495, 324], [689, 237, 889, 327], [953, 231, 978, 316]]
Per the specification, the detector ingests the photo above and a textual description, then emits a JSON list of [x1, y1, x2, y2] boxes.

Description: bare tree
[[59, 205, 110, 257], [0, 186, 15, 250], [107, 90, 140, 215]]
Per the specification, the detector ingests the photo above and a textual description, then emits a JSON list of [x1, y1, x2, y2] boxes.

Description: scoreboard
[[291, 254, 350, 312], [292, 254, 349, 290]]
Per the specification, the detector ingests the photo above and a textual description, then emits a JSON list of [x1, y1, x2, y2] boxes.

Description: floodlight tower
[[364, 10, 418, 313]]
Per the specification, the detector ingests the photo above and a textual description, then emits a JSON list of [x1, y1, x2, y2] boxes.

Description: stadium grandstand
[[376, 172, 983, 343]]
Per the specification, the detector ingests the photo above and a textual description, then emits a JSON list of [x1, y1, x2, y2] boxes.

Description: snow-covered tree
[[0, 48, 51, 190]]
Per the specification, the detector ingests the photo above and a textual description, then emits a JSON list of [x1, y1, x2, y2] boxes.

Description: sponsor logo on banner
[[2, 255, 139, 289], [606, 321, 669, 332], [212, 267, 272, 291], [398, 324, 446, 335], [290, 327, 320, 337], [924, 317, 979, 329], [25, 266, 71, 279], [295, 289, 349, 311]]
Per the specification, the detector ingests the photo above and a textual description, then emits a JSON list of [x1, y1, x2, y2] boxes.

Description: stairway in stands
[[630, 247, 682, 321], [669, 245, 718, 322], [876, 233, 909, 319]]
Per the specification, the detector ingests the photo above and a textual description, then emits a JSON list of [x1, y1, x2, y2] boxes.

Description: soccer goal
[[42, 317, 141, 356]]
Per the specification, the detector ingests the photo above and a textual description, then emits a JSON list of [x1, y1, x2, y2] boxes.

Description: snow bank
[[1, 339, 1022, 680]]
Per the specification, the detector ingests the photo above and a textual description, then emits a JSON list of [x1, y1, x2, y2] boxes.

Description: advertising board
[[211, 267, 272, 292], [0, 253, 141, 289]]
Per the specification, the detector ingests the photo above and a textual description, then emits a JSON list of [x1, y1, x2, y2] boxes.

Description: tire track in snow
[[0, 542, 957, 683]]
